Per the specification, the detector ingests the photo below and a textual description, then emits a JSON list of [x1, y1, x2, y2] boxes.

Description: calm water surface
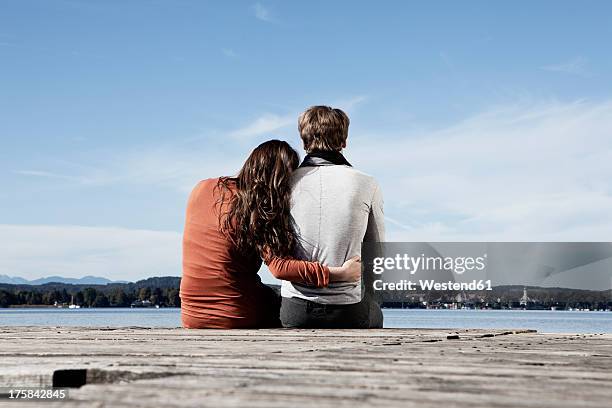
[[1, 308, 611, 333]]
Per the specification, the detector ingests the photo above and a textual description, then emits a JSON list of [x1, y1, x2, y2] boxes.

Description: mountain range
[[0, 275, 128, 285]]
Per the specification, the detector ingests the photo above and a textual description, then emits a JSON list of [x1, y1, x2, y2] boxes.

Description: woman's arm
[[264, 252, 362, 288]]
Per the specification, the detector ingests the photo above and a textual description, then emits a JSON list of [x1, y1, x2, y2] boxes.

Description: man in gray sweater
[[280, 106, 385, 328]]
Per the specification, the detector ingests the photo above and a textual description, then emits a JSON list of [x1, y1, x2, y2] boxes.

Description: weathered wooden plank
[[0, 327, 610, 407]]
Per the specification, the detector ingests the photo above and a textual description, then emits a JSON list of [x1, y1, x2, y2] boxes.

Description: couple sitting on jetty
[[180, 105, 385, 329]]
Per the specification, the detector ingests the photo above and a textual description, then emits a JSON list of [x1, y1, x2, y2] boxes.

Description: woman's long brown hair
[[217, 140, 300, 258]]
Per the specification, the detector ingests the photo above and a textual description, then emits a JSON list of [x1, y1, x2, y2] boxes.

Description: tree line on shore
[[380, 285, 612, 310], [0, 277, 181, 308], [0, 278, 610, 310]]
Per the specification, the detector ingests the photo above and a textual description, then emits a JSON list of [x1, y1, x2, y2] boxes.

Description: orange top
[[180, 178, 329, 329]]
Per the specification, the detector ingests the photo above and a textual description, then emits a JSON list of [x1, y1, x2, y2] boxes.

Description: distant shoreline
[[1, 278, 610, 310], [5, 305, 180, 309], [2, 306, 610, 312]]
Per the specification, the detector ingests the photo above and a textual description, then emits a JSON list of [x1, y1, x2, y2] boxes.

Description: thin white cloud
[[0, 224, 181, 282], [252, 2, 274, 22], [230, 113, 294, 139], [332, 95, 368, 111], [12, 97, 368, 193], [66, 98, 366, 189], [12, 170, 86, 183], [13, 144, 245, 193], [0, 223, 277, 284], [384, 216, 415, 231], [113, 146, 245, 192], [540, 57, 590, 77], [348, 99, 612, 242], [229, 97, 368, 140]]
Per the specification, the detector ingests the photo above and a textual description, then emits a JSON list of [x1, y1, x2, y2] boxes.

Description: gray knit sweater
[[280, 157, 385, 304]]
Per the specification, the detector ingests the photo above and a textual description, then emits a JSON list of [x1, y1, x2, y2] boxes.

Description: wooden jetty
[[1, 327, 611, 407]]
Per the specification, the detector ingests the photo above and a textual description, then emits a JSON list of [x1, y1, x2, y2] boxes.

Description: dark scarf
[[299, 150, 352, 168]]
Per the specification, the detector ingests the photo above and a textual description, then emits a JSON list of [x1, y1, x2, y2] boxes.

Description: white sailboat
[[68, 295, 81, 309]]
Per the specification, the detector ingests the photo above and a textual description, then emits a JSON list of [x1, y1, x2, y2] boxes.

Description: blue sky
[[1, 1, 612, 282]]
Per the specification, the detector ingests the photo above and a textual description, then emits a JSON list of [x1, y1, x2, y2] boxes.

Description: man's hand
[[329, 255, 362, 283]]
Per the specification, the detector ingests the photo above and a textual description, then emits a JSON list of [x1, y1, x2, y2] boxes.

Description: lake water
[[1, 308, 611, 333]]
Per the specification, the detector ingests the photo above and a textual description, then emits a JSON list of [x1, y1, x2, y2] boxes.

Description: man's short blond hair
[[298, 106, 350, 153]]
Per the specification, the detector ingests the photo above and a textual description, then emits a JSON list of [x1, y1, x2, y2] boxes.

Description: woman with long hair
[[180, 140, 360, 328]]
